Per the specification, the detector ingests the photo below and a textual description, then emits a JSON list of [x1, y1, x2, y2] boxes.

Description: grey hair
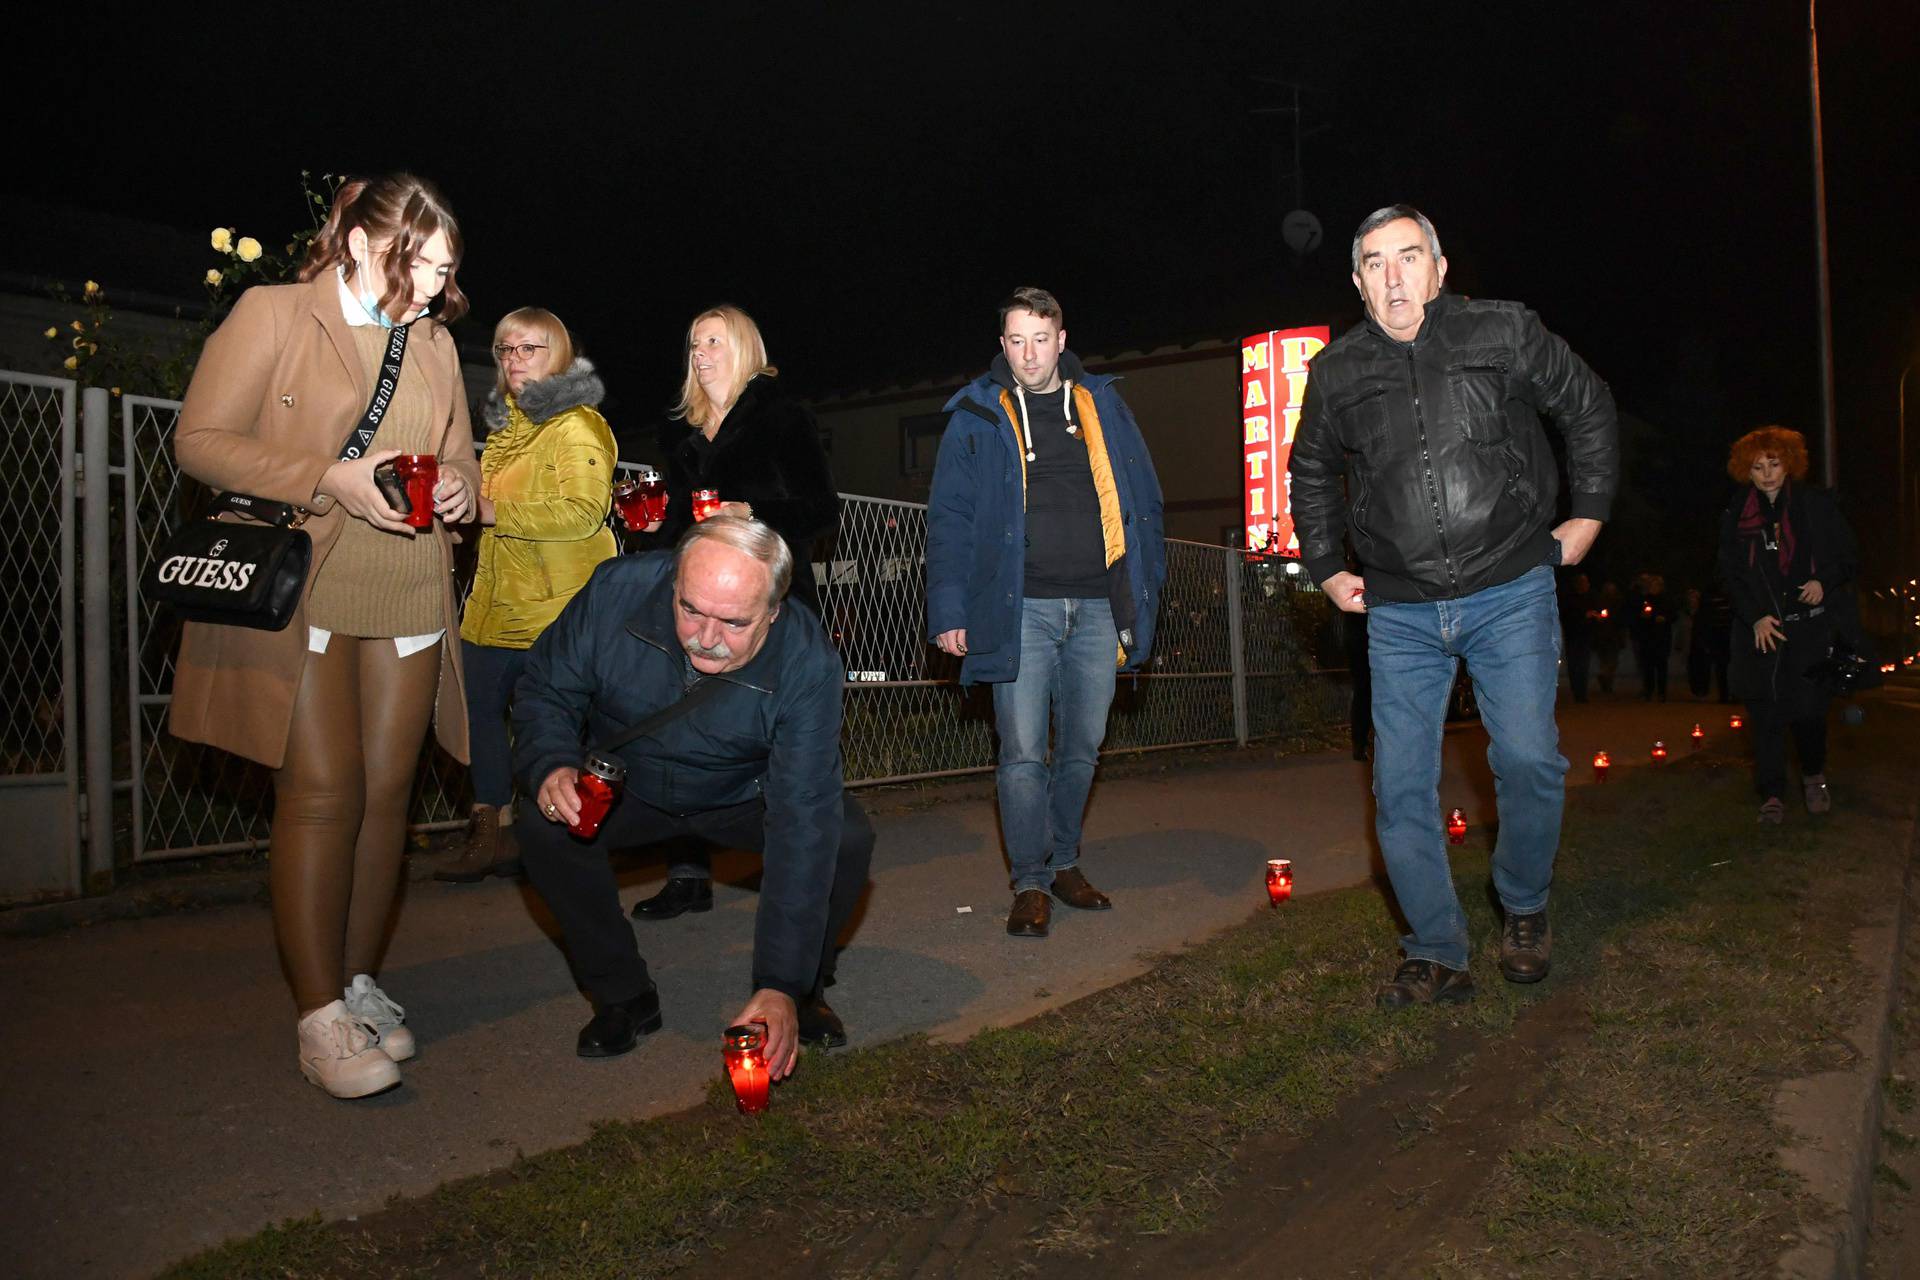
[[1350, 204, 1443, 274], [675, 515, 793, 607]]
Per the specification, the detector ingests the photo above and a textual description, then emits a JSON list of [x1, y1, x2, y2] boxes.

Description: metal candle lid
[[583, 751, 628, 783]]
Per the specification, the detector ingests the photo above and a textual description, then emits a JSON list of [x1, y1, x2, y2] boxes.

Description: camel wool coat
[[168, 274, 481, 769]]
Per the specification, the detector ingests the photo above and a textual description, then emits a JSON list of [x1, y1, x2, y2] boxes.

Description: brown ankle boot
[[435, 806, 522, 883]]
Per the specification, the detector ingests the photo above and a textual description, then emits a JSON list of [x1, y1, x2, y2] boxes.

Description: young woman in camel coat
[[170, 174, 480, 1099]]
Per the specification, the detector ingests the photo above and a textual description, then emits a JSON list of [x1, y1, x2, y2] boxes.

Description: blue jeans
[[992, 597, 1119, 894], [461, 640, 528, 807], [1367, 565, 1567, 971]]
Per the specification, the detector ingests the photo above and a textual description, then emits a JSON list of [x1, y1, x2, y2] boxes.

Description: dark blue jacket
[[512, 552, 845, 1000], [924, 351, 1166, 685]]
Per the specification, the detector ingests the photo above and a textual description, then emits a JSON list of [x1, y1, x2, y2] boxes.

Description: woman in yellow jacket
[[439, 308, 617, 881]]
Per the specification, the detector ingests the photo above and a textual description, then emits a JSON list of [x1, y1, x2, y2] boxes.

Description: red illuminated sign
[[1241, 325, 1329, 556]]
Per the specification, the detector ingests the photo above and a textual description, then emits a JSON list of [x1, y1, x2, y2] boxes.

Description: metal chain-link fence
[[40, 392, 1343, 863], [0, 377, 77, 780]]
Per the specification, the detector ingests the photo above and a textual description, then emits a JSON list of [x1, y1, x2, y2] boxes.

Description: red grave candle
[[691, 489, 723, 522], [1690, 723, 1705, 748], [1650, 740, 1668, 764], [569, 751, 627, 839], [1593, 750, 1611, 781], [1446, 808, 1467, 845], [1729, 713, 1745, 730], [723, 1021, 771, 1114], [390, 453, 438, 529], [1265, 858, 1292, 906]]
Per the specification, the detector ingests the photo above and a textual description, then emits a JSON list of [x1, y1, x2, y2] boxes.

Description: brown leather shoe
[[1499, 910, 1552, 983], [435, 806, 523, 883], [1049, 866, 1112, 911], [1007, 889, 1052, 938], [1376, 958, 1476, 1009]]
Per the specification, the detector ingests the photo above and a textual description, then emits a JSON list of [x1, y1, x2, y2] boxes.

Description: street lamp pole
[[1809, 0, 1839, 487]]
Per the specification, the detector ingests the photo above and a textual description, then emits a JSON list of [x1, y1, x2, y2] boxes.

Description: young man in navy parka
[[926, 288, 1166, 938]]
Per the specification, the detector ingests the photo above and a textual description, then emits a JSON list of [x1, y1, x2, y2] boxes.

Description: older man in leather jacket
[[1290, 204, 1619, 1009]]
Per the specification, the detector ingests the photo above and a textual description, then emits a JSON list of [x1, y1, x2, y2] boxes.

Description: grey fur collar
[[482, 357, 605, 432]]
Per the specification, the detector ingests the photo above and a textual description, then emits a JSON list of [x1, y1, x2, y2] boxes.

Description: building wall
[[810, 342, 1250, 545]]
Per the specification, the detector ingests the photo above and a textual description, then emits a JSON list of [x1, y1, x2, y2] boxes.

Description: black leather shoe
[[1049, 867, 1112, 911], [797, 995, 848, 1049], [1007, 889, 1052, 938], [1499, 910, 1552, 984], [1376, 959, 1475, 1009], [576, 990, 664, 1058], [631, 878, 714, 920]]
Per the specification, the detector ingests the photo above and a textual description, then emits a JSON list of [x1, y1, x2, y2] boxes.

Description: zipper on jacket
[[1407, 347, 1461, 594]]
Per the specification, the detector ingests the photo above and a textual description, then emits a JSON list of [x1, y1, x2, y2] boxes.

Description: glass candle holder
[[1593, 750, 1610, 782], [722, 1020, 771, 1114], [691, 489, 723, 522], [390, 454, 438, 529], [1446, 808, 1467, 845], [1265, 858, 1292, 906], [1690, 723, 1705, 748], [569, 750, 627, 839], [1729, 713, 1745, 730], [612, 466, 668, 530], [1650, 740, 1668, 764]]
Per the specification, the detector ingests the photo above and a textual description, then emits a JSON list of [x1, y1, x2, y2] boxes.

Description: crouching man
[[514, 516, 871, 1078]]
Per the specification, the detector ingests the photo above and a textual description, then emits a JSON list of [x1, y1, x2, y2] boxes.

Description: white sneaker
[[297, 1000, 401, 1098], [344, 974, 416, 1062]]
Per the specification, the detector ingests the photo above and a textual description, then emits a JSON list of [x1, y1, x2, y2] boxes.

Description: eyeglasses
[[493, 343, 549, 361]]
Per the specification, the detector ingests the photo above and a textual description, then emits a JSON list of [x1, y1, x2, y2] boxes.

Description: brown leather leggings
[[271, 635, 440, 1013]]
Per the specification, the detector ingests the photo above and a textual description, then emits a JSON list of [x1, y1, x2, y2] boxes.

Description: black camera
[[372, 462, 412, 515]]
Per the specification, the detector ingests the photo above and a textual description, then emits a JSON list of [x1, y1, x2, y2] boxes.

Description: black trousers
[[1747, 700, 1828, 801], [521, 791, 873, 1007], [1564, 641, 1591, 702]]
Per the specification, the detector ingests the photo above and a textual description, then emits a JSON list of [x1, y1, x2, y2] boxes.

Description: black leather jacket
[[1290, 292, 1618, 602]]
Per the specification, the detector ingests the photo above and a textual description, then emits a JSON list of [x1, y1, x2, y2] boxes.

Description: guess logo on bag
[[154, 553, 257, 593]]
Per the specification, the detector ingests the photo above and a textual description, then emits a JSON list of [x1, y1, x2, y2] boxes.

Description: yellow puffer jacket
[[459, 359, 619, 649]]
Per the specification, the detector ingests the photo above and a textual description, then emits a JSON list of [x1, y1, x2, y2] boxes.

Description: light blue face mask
[[352, 257, 395, 329]]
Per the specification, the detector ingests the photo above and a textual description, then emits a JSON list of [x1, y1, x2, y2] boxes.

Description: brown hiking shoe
[[1007, 889, 1052, 938], [1499, 910, 1552, 983], [1377, 959, 1474, 1009], [434, 806, 522, 883]]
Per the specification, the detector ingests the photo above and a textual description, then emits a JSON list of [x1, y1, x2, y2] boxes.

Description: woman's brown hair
[[1726, 425, 1810, 485], [297, 173, 468, 324]]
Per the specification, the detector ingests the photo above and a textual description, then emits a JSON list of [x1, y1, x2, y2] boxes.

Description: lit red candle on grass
[[1729, 713, 1745, 730], [1446, 808, 1468, 845], [1593, 750, 1610, 781], [1265, 858, 1293, 906], [1690, 723, 1705, 748], [1650, 740, 1668, 764], [722, 1021, 771, 1114]]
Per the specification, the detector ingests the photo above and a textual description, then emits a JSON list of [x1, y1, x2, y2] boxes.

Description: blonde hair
[[492, 307, 577, 401], [672, 305, 777, 430]]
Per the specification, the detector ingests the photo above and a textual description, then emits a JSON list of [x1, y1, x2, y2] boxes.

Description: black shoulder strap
[[594, 675, 728, 757], [207, 321, 414, 527]]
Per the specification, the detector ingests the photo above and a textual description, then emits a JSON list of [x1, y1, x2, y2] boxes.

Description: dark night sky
[[12, 0, 1918, 576]]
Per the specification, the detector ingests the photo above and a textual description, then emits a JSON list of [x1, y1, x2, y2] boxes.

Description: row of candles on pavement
[[1264, 713, 1747, 910]]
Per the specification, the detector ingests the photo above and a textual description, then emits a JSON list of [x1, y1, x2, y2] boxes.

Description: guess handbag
[[144, 322, 413, 631]]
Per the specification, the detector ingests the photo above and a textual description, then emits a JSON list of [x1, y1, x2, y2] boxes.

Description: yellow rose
[[111, 387, 122, 397], [43, 327, 56, 339], [236, 237, 262, 263], [210, 227, 233, 253], [205, 268, 223, 286], [83, 280, 101, 298], [64, 356, 78, 370]]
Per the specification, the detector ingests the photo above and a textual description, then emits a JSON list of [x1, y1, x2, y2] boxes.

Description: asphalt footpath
[[1, 684, 1909, 1279]]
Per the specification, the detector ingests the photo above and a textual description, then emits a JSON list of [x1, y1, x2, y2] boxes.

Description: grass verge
[[165, 741, 1911, 1279]]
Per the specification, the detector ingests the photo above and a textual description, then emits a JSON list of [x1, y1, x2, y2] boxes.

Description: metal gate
[[0, 374, 82, 900]]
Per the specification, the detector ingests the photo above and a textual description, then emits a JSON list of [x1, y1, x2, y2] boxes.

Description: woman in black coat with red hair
[[1716, 425, 1858, 824]]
